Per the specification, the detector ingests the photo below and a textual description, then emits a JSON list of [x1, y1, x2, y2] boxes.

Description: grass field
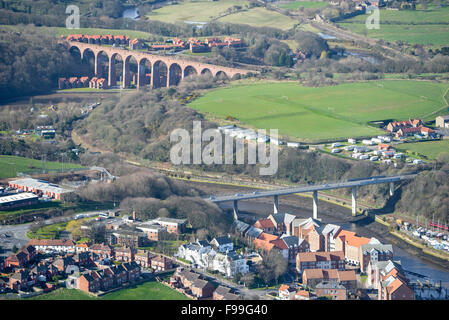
[[338, 6, 449, 46], [147, 0, 297, 30], [278, 1, 329, 10], [189, 80, 449, 141], [147, 0, 251, 23], [27, 281, 189, 300], [101, 281, 190, 300], [217, 7, 298, 30], [0, 155, 84, 179], [396, 140, 449, 160]]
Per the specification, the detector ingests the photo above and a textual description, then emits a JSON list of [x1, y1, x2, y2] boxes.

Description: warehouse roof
[[0, 192, 38, 204], [9, 178, 73, 194]]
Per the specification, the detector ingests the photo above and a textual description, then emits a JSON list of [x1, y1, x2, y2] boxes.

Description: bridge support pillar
[[108, 56, 117, 87], [389, 182, 394, 196], [313, 191, 318, 220], [137, 63, 145, 89], [95, 55, 102, 78], [273, 195, 279, 214], [122, 59, 131, 89], [233, 200, 239, 220], [352, 186, 357, 216], [151, 64, 158, 89]]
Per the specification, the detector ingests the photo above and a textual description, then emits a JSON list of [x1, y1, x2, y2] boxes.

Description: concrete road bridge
[[206, 173, 418, 219], [67, 41, 252, 89]]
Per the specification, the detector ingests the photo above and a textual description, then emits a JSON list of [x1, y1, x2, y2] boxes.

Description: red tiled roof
[[257, 232, 278, 242], [271, 238, 288, 250], [254, 218, 275, 230]]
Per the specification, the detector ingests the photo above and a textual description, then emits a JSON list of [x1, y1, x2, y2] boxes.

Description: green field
[[0, 155, 84, 179], [278, 1, 329, 10], [101, 281, 189, 300], [27, 281, 189, 300], [147, 0, 297, 30], [396, 140, 449, 160], [147, 0, 251, 23], [217, 7, 298, 30], [338, 6, 449, 46], [189, 80, 449, 141]]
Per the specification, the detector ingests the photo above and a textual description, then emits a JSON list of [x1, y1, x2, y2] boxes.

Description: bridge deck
[[207, 174, 417, 203]]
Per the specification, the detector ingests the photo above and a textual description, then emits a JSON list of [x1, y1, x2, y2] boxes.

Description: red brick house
[[191, 278, 215, 298], [78, 272, 101, 293], [115, 246, 135, 263], [122, 261, 141, 283], [5, 251, 29, 268], [90, 243, 114, 259], [253, 218, 276, 234], [9, 270, 34, 292], [134, 250, 154, 268], [296, 251, 345, 273], [302, 268, 356, 290], [151, 255, 173, 271]]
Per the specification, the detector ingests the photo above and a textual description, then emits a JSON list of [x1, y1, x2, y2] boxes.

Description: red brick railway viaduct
[[67, 41, 253, 89]]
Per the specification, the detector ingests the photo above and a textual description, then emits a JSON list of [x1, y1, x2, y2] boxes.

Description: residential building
[[322, 224, 342, 252], [334, 230, 371, 266], [292, 218, 324, 252], [136, 222, 167, 241], [315, 281, 347, 300], [360, 240, 393, 272], [278, 284, 297, 300], [151, 255, 173, 271], [268, 212, 296, 235], [231, 220, 250, 236], [386, 119, 422, 132], [89, 243, 114, 259], [210, 235, 234, 253], [27, 239, 76, 253], [296, 251, 345, 273], [213, 285, 240, 300], [108, 229, 149, 247], [375, 260, 415, 300], [5, 251, 29, 268], [436, 115, 449, 128], [191, 278, 215, 298], [211, 252, 249, 277], [280, 235, 310, 264], [244, 226, 263, 243], [151, 217, 187, 234], [253, 218, 276, 234], [114, 246, 135, 263], [134, 250, 154, 268], [302, 269, 356, 290]]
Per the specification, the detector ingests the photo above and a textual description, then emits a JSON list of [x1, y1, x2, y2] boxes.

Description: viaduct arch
[[68, 42, 252, 89]]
